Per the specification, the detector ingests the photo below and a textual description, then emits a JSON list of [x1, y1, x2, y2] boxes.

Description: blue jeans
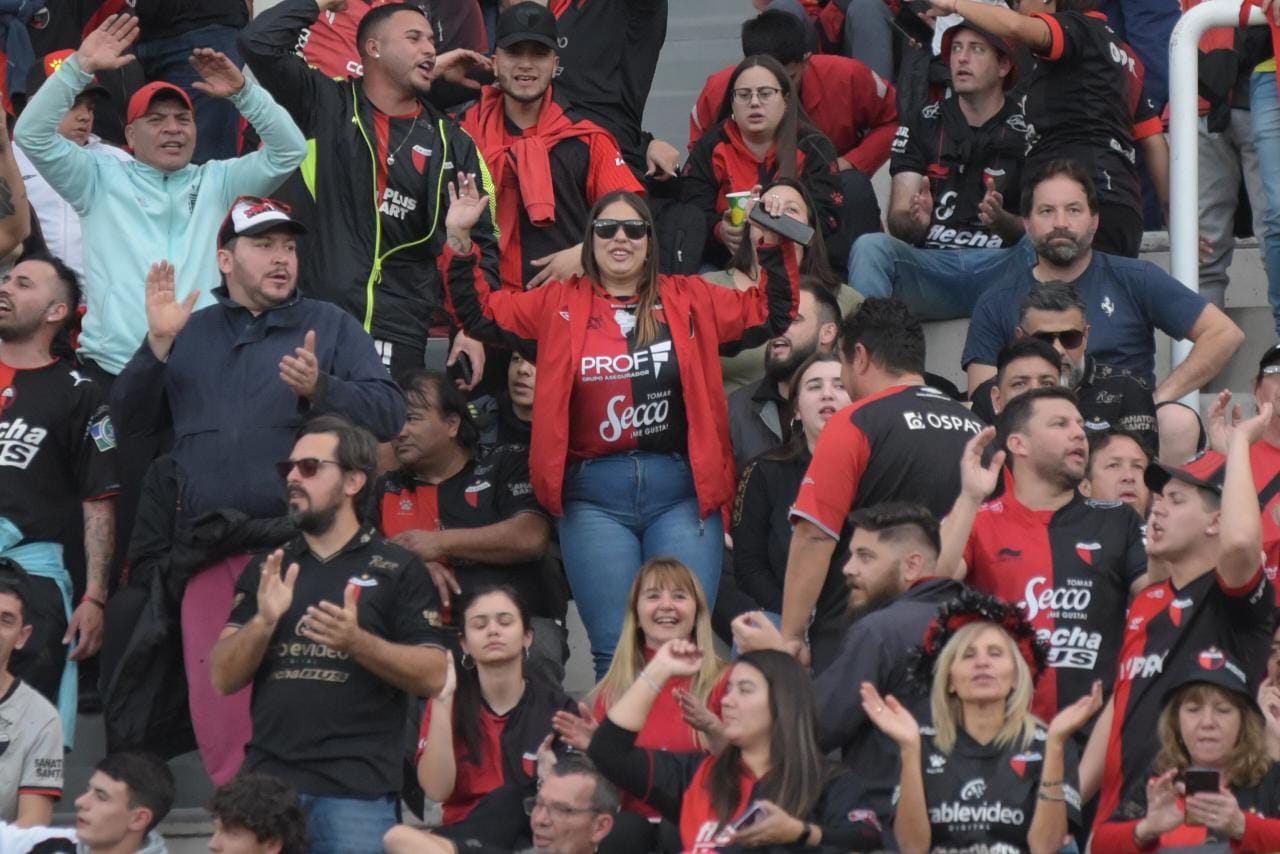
[[558, 452, 723, 679], [1251, 71, 1280, 335], [848, 233, 1034, 320], [298, 794, 397, 854], [134, 24, 244, 164]]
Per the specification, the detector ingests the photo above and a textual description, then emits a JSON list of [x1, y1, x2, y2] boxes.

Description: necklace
[[386, 115, 422, 167]]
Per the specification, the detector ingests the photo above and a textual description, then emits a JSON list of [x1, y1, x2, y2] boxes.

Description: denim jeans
[[558, 452, 723, 679], [298, 794, 397, 854], [848, 232, 1033, 320], [1251, 71, 1280, 335], [133, 24, 244, 164]]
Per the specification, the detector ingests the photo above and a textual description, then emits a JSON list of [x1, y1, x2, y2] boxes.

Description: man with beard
[[458, 3, 642, 291], [962, 160, 1242, 404], [727, 279, 840, 472], [937, 386, 1147, 725], [733, 502, 966, 827], [211, 415, 448, 851], [113, 196, 405, 785]]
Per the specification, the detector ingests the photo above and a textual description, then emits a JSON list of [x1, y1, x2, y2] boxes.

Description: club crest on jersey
[[1198, 646, 1225, 671], [411, 145, 430, 174], [1170, 597, 1193, 627], [1008, 751, 1041, 778], [1075, 541, 1100, 566], [348, 574, 379, 588], [465, 480, 491, 508], [847, 809, 880, 830]]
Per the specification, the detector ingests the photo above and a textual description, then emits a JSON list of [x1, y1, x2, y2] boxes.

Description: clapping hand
[[300, 583, 363, 653], [257, 549, 299, 627], [1047, 681, 1103, 743], [861, 682, 921, 748], [551, 701, 599, 751], [279, 329, 320, 399]]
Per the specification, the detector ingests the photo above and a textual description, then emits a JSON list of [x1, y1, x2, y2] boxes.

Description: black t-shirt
[[911, 725, 1082, 853], [0, 360, 118, 546], [1097, 567, 1276, 828], [373, 445, 555, 620], [227, 526, 446, 798], [890, 96, 1029, 249]]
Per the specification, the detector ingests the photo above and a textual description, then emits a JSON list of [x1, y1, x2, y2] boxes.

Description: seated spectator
[[732, 354, 850, 616], [14, 50, 132, 281], [459, 3, 643, 292], [588, 640, 882, 852], [683, 55, 847, 269], [210, 416, 448, 851], [477, 351, 535, 447], [1081, 427, 1153, 518], [962, 160, 1243, 403], [703, 178, 857, 395], [0, 562, 62, 828], [863, 591, 1101, 852], [439, 185, 800, 679], [208, 774, 309, 854], [375, 371, 561, 681], [850, 20, 1028, 321], [76, 752, 175, 854], [417, 586, 574, 850], [384, 753, 619, 854], [976, 337, 1064, 422], [112, 197, 405, 784], [733, 503, 967, 827], [1094, 649, 1280, 851]]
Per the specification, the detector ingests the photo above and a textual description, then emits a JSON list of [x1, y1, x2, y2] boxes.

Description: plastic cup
[[726, 191, 753, 227]]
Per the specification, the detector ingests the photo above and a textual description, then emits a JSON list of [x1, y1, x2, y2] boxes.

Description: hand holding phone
[[747, 204, 815, 247]]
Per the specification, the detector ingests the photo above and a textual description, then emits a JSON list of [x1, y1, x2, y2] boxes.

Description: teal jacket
[[14, 55, 308, 374]]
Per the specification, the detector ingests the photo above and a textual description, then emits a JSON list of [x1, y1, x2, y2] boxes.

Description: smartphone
[[729, 802, 767, 833], [747, 204, 815, 247], [1183, 767, 1220, 796]]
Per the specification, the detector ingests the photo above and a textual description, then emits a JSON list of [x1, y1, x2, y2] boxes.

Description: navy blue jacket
[[112, 287, 405, 517]]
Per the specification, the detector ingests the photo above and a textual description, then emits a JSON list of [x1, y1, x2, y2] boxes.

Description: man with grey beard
[[960, 159, 1242, 409]]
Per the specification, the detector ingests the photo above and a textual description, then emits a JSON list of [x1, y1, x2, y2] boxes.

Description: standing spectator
[[683, 55, 846, 269], [439, 183, 800, 677], [0, 562, 62, 828], [1251, 51, 1280, 335], [937, 390, 1148, 723], [112, 196, 405, 785], [781, 299, 983, 672], [476, 350, 537, 446], [15, 49, 132, 282], [732, 353, 850, 618], [239, 0, 498, 382], [863, 593, 1102, 853], [1081, 427, 1152, 517], [459, 3, 642, 292], [374, 371, 561, 682], [210, 416, 449, 852], [962, 160, 1243, 402], [0, 253, 117, 742], [1211, 347, 1280, 559], [208, 774, 310, 854]]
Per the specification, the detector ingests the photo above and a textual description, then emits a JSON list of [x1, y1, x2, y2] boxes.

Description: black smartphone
[[747, 204, 815, 247], [1183, 767, 1220, 796], [729, 802, 767, 833], [448, 351, 474, 388], [893, 2, 935, 47]]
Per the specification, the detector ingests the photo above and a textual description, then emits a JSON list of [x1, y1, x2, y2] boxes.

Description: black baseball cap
[[0, 558, 32, 616], [495, 2, 558, 51], [941, 20, 1018, 89], [1258, 343, 1280, 381], [1162, 646, 1259, 711], [1143, 449, 1226, 496]]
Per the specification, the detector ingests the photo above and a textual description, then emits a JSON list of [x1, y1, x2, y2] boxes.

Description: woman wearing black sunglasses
[[438, 179, 800, 680]]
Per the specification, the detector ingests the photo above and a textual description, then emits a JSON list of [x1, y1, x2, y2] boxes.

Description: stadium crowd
[[1, 0, 1280, 851]]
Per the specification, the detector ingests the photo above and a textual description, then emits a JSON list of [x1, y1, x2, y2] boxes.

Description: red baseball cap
[[43, 49, 108, 99], [126, 81, 194, 125]]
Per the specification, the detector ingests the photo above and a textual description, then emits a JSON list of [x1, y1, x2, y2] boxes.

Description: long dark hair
[[579, 190, 662, 347], [764, 351, 843, 462], [453, 584, 532, 766], [716, 55, 806, 180], [727, 178, 840, 291], [706, 650, 830, 824]]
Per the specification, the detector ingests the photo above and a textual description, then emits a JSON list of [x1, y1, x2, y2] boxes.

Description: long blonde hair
[[1154, 683, 1270, 788], [930, 621, 1041, 754], [590, 558, 727, 744]]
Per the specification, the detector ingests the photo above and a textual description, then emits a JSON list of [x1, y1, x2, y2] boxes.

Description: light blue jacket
[[14, 55, 308, 373]]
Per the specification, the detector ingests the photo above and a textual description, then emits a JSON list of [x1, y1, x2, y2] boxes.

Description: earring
[[523, 646, 530, 661], [460, 652, 475, 670]]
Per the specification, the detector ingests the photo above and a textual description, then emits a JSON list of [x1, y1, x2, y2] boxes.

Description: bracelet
[[81, 595, 105, 610], [1038, 779, 1063, 787], [793, 821, 811, 846], [1037, 791, 1066, 802], [638, 671, 663, 693]]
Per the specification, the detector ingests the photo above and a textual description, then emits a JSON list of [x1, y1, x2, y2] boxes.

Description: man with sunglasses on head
[[211, 415, 448, 853], [112, 196, 404, 786]]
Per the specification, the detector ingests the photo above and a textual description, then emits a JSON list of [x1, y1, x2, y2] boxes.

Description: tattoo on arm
[[83, 500, 115, 594], [0, 178, 18, 218]]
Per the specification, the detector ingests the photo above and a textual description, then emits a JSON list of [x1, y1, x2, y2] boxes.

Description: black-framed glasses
[[275, 458, 343, 479], [731, 86, 782, 105], [592, 219, 649, 240], [1027, 329, 1085, 349], [523, 796, 598, 819]]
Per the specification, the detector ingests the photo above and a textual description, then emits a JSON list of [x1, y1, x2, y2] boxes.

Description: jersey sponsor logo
[[368, 554, 400, 572], [34, 756, 61, 779], [1128, 615, 1144, 631], [1040, 625, 1102, 669], [927, 753, 947, 773], [1120, 651, 1165, 680], [0, 418, 48, 469], [399, 497, 415, 514], [599, 393, 671, 443], [379, 187, 418, 220], [960, 778, 988, 801], [580, 340, 672, 380], [928, 800, 1025, 827], [1107, 40, 1137, 74], [901, 410, 985, 434], [934, 189, 958, 222], [1022, 576, 1092, 620], [891, 126, 910, 155], [922, 103, 940, 119], [1148, 587, 1165, 599], [926, 224, 1005, 249], [69, 370, 92, 387], [509, 481, 533, 497], [89, 415, 115, 452], [1074, 540, 1100, 566]]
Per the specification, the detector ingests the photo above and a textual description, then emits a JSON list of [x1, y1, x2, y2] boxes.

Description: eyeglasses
[[731, 86, 782, 105], [275, 458, 344, 479], [592, 219, 649, 240], [522, 797, 598, 819], [1027, 329, 1085, 349]]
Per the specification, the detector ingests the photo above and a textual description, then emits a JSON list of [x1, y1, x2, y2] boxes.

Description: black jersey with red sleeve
[[374, 444, 555, 621], [1095, 567, 1275, 832], [1022, 11, 1143, 214], [963, 490, 1146, 721], [0, 360, 118, 547]]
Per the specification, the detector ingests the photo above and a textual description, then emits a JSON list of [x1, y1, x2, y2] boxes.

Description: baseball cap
[[941, 20, 1017, 88], [43, 49, 108, 99], [1143, 449, 1226, 496], [495, 2, 559, 51], [217, 196, 307, 248], [126, 81, 194, 125], [1161, 646, 1259, 711], [1258, 343, 1280, 380]]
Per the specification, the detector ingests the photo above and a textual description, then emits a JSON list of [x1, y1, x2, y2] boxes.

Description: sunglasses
[[592, 219, 649, 240], [275, 458, 343, 479], [1028, 329, 1085, 349]]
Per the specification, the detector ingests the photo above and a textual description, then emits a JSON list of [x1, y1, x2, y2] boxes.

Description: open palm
[[144, 261, 197, 340]]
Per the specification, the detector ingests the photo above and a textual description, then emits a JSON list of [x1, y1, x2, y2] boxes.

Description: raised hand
[[959, 427, 1005, 502], [436, 650, 458, 703], [1207, 389, 1241, 453], [432, 49, 492, 90], [649, 638, 705, 680], [1135, 770, 1183, 841], [145, 261, 198, 359], [77, 14, 139, 74], [730, 611, 786, 654], [190, 48, 245, 99], [860, 682, 921, 748], [444, 173, 490, 237], [1047, 680, 1103, 743], [527, 244, 585, 289], [1235, 401, 1275, 446], [279, 329, 320, 399], [257, 549, 299, 627], [551, 701, 599, 751], [301, 582, 363, 653]]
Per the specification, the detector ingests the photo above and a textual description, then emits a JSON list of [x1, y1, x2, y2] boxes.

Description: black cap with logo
[[495, 2, 559, 51]]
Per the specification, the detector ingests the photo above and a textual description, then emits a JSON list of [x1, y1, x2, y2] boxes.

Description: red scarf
[[709, 121, 806, 217]]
